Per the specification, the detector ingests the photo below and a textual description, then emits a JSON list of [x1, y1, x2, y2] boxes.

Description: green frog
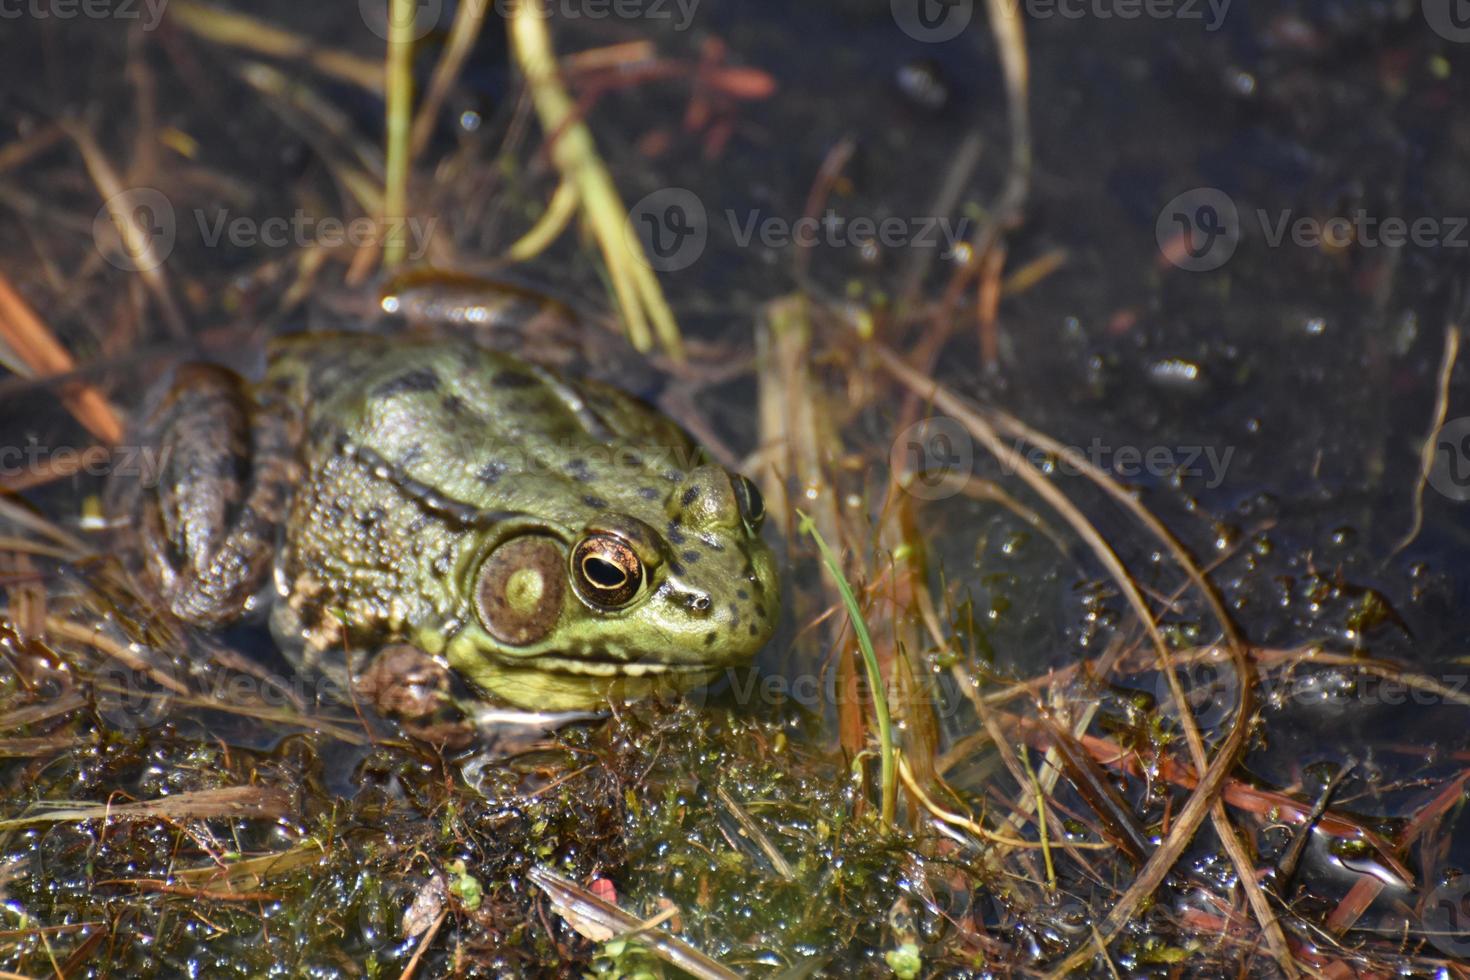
[[112, 331, 779, 715]]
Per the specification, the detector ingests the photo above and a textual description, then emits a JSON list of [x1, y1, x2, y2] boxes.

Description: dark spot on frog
[[565, 458, 593, 482], [748, 623, 759, 637], [494, 370, 538, 388], [681, 550, 700, 564], [582, 494, 608, 509], [638, 486, 661, 501], [669, 560, 686, 577], [441, 395, 466, 415], [666, 520, 686, 545], [681, 486, 700, 507], [728, 602, 740, 626], [624, 452, 645, 468], [477, 460, 508, 484], [372, 368, 440, 399], [704, 630, 718, 646], [737, 588, 749, 600]]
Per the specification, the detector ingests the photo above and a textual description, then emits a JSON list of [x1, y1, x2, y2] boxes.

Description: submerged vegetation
[[1, 1, 1469, 977]]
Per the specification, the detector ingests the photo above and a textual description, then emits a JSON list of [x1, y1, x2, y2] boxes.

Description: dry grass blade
[[382, 0, 415, 268], [397, 908, 447, 980], [508, 2, 684, 359], [0, 736, 89, 758], [897, 753, 1107, 850], [1038, 716, 1151, 864], [505, 178, 580, 262], [0, 271, 123, 445], [64, 122, 188, 340], [983, 0, 1031, 225], [528, 865, 741, 980], [0, 124, 65, 176], [0, 498, 89, 556], [46, 615, 189, 696], [714, 784, 795, 880], [169, 0, 383, 93], [1394, 322, 1459, 555], [410, 0, 490, 159], [171, 844, 325, 888], [0, 786, 293, 827], [0, 691, 88, 732], [235, 62, 387, 198]]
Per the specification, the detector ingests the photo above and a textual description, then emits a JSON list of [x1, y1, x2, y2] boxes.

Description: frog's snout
[[676, 590, 713, 617]]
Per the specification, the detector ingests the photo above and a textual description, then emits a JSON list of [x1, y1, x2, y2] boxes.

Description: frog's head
[[440, 464, 780, 710]]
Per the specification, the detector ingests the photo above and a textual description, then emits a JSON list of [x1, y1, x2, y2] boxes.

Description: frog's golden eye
[[732, 474, 765, 532], [571, 534, 643, 609]]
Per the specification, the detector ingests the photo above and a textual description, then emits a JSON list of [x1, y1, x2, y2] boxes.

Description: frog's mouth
[[445, 636, 724, 711], [529, 655, 720, 678]]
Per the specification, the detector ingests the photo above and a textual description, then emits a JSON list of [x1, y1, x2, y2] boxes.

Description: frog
[[110, 330, 780, 716]]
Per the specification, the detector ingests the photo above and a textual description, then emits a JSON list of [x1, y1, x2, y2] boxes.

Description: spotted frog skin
[[115, 333, 779, 712]]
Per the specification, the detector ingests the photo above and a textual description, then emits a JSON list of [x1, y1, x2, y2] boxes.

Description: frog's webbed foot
[[126, 364, 299, 627]]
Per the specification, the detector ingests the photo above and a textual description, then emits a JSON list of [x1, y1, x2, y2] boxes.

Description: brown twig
[[0, 271, 123, 445]]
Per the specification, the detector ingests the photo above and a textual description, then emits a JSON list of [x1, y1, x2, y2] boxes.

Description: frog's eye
[[571, 534, 643, 609], [732, 474, 765, 532], [474, 536, 567, 646]]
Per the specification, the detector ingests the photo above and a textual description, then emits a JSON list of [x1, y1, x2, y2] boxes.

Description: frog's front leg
[[124, 364, 300, 627]]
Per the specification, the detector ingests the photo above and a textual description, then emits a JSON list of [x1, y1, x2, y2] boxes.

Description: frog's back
[[262, 332, 702, 518]]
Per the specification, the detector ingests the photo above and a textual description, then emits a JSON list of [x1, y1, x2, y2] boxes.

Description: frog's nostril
[[688, 593, 712, 614]]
